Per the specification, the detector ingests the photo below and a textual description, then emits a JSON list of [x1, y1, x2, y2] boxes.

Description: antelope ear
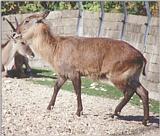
[[7, 34, 16, 43], [7, 34, 11, 40], [15, 34, 22, 39], [9, 32, 22, 43], [36, 10, 50, 22]]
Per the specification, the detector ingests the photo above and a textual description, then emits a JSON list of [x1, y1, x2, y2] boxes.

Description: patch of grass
[[149, 99, 159, 113], [130, 95, 141, 106], [31, 68, 56, 79], [32, 79, 54, 87], [29, 68, 159, 114]]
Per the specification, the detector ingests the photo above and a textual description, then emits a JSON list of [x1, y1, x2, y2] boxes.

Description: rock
[[4, 80, 12, 83], [151, 123, 159, 128]]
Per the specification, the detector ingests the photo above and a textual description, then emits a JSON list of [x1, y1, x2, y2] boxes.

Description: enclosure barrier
[[76, 1, 152, 48]]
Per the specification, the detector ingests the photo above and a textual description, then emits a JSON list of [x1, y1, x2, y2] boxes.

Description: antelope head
[[4, 17, 34, 59], [16, 11, 50, 39], [8, 32, 34, 59]]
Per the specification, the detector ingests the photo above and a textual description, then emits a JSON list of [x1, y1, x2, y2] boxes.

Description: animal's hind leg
[[47, 76, 67, 110], [110, 78, 135, 117], [112, 87, 134, 118], [135, 83, 149, 126]]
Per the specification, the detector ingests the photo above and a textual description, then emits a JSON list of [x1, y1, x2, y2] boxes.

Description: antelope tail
[[142, 58, 147, 76]]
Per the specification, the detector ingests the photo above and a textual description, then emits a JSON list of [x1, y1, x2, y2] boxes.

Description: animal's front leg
[[2, 66, 9, 77], [71, 73, 83, 116], [23, 57, 33, 76], [47, 76, 67, 110]]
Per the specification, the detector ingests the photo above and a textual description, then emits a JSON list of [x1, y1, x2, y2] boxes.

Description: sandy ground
[[2, 77, 160, 136]]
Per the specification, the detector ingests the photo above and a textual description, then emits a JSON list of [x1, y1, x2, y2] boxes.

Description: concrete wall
[[2, 10, 159, 100]]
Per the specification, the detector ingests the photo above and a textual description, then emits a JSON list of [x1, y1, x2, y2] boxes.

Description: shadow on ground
[[31, 68, 56, 79], [118, 115, 159, 126], [7, 68, 57, 79]]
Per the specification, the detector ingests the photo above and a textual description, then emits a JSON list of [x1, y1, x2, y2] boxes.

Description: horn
[[15, 17, 19, 28], [43, 10, 50, 18], [6, 34, 11, 40], [3, 17, 16, 31]]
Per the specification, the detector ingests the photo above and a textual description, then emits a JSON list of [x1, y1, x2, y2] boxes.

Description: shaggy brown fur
[[17, 11, 149, 126]]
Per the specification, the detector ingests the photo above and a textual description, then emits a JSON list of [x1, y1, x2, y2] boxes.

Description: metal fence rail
[[76, 1, 152, 48]]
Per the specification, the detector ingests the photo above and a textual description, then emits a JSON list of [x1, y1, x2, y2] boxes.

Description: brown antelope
[[2, 17, 34, 77], [2, 32, 34, 77], [17, 11, 149, 125]]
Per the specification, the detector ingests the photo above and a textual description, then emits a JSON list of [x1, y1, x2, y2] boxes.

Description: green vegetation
[[1, 1, 158, 16], [30, 68, 159, 113]]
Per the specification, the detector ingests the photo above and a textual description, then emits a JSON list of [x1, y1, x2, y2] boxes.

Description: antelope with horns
[[2, 17, 34, 77], [17, 11, 149, 126]]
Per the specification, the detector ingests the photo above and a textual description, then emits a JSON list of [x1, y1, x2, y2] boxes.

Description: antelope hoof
[[27, 71, 33, 77], [47, 105, 53, 110], [142, 119, 149, 126], [111, 112, 120, 119], [76, 111, 83, 117]]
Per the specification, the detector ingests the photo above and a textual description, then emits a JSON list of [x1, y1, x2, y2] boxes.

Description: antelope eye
[[24, 20, 29, 24], [21, 42, 25, 45]]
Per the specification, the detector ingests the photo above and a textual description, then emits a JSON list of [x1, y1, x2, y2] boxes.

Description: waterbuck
[[17, 11, 149, 125], [2, 17, 34, 77], [2, 32, 34, 77]]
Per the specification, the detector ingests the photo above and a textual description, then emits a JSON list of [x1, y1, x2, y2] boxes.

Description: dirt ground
[[2, 77, 160, 136]]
